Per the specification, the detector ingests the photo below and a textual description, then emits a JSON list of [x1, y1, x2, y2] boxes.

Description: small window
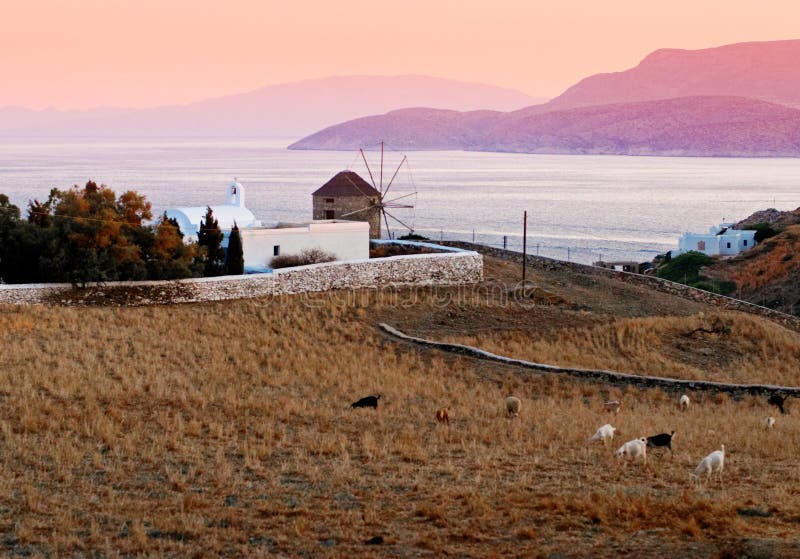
[[325, 210, 335, 219], [743, 240, 748, 246], [697, 241, 705, 251], [325, 198, 335, 203], [273, 245, 280, 256], [726, 242, 731, 249]]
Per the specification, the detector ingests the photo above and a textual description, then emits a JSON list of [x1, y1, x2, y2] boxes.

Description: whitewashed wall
[[240, 221, 369, 271]]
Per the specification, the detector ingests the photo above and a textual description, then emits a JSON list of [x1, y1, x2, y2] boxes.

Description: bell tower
[[227, 178, 245, 207]]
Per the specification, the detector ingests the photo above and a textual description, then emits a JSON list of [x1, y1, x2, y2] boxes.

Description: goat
[[615, 438, 648, 466], [588, 424, 617, 446], [768, 394, 787, 414], [351, 395, 381, 409], [692, 445, 725, 486], [603, 400, 622, 414], [435, 408, 450, 424], [646, 431, 675, 456], [679, 394, 690, 410], [506, 396, 521, 418]]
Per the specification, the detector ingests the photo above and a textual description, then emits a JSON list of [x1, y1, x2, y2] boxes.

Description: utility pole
[[522, 210, 528, 284]]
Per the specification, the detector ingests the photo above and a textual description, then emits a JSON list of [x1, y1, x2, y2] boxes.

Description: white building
[[164, 179, 370, 273], [241, 220, 369, 272], [165, 179, 261, 239], [674, 223, 756, 257]]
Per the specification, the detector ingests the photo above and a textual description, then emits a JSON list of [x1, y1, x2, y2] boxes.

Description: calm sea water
[[1, 138, 798, 264]]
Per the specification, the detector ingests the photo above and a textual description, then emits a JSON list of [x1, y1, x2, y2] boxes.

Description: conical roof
[[312, 171, 381, 198]]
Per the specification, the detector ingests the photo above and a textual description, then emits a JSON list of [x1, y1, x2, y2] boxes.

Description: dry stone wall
[[0, 249, 482, 306]]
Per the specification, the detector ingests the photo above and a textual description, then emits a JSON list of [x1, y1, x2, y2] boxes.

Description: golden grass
[[1, 259, 800, 556], [444, 311, 800, 385]]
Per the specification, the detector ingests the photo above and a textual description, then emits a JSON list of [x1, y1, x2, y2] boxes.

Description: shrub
[[742, 222, 779, 243], [656, 251, 714, 284], [270, 247, 336, 269]]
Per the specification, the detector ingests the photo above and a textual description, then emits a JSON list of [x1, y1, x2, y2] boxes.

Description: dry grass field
[[1, 255, 800, 557]]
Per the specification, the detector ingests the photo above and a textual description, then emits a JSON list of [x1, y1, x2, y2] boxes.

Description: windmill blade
[[379, 141, 384, 192], [382, 208, 392, 239], [339, 205, 374, 218], [359, 148, 378, 189], [382, 191, 416, 205], [382, 155, 407, 199], [383, 208, 414, 233]]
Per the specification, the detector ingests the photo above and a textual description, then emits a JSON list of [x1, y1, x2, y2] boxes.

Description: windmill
[[338, 142, 417, 239]]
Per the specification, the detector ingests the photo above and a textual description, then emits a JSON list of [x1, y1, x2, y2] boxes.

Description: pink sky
[[2, 0, 798, 110]]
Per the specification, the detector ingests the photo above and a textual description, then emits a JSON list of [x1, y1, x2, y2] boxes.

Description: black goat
[[768, 394, 787, 414], [646, 431, 675, 455], [351, 395, 381, 409]]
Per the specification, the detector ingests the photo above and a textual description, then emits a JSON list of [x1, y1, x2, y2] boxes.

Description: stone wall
[[444, 241, 800, 332], [0, 248, 483, 306], [380, 323, 800, 397]]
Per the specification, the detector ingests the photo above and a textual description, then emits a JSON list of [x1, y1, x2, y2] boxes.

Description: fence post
[[522, 211, 528, 284], [503, 235, 507, 250], [472, 229, 475, 243], [440, 229, 443, 241], [567, 247, 570, 262]]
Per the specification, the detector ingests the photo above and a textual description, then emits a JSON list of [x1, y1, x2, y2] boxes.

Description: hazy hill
[[290, 96, 800, 156], [0, 75, 541, 139], [292, 40, 800, 156], [543, 39, 800, 112]]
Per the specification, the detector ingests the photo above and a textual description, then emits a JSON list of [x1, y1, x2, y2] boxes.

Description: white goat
[[615, 438, 648, 465], [506, 396, 522, 418], [679, 394, 690, 410], [693, 445, 725, 485], [588, 424, 617, 446], [765, 417, 776, 429]]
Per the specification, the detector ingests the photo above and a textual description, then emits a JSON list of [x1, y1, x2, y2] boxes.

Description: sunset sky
[[2, 0, 798, 110]]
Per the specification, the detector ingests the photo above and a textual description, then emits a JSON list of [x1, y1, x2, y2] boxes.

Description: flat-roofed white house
[[164, 179, 370, 272], [674, 223, 756, 257]]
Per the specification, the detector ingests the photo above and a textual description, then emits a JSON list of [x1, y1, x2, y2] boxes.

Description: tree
[[146, 213, 199, 280], [0, 195, 21, 281], [197, 206, 225, 277], [225, 222, 244, 275]]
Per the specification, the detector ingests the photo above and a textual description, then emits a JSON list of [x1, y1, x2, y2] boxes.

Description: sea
[[1, 138, 798, 265]]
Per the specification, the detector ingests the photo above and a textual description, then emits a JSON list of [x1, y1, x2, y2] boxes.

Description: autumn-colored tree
[[147, 213, 199, 279]]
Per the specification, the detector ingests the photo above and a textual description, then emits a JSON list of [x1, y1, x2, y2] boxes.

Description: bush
[[656, 251, 714, 283], [742, 222, 779, 243], [270, 247, 336, 269], [398, 233, 430, 241]]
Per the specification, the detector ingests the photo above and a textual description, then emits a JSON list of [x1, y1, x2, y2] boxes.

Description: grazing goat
[[588, 424, 617, 446], [768, 394, 787, 414], [351, 395, 381, 409], [679, 394, 690, 410], [615, 438, 648, 465], [435, 408, 450, 424], [506, 396, 522, 418], [646, 431, 675, 456], [693, 445, 725, 485], [603, 400, 622, 414], [765, 416, 776, 429]]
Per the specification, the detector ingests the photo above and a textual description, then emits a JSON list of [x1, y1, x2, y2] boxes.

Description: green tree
[[225, 222, 245, 275], [197, 206, 225, 277], [656, 251, 714, 284], [0, 195, 22, 281]]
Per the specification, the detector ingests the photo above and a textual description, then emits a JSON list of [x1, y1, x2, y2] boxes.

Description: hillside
[[704, 223, 800, 314], [290, 96, 800, 156], [0, 76, 540, 139], [2, 255, 800, 557]]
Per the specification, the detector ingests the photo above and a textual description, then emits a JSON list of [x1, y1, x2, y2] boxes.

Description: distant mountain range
[[292, 40, 800, 157], [0, 75, 542, 138]]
